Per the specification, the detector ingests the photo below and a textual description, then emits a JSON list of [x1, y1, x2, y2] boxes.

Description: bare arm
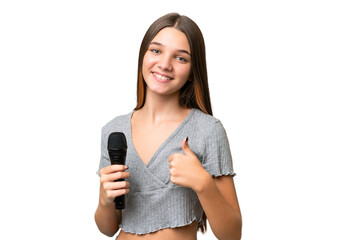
[[95, 202, 121, 237], [169, 138, 242, 240], [94, 165, 130, 237], [196, 174, 242, 240]]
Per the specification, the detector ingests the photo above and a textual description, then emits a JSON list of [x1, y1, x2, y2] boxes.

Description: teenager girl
[[95, 13, 242, 240]]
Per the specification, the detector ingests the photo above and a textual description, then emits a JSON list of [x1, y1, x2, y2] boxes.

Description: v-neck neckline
[[128, 108, 195, 168]]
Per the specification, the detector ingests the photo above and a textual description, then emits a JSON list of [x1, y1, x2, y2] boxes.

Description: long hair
[[135, 12, 212, 117], [134, 13, 211, 233]]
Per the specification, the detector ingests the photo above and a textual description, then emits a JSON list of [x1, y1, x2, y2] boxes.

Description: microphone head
[[108, 132, 127, 151]]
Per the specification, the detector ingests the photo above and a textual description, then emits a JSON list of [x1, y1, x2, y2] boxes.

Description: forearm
[[94, 201, 121, 237], [196, 174, 242, 240]]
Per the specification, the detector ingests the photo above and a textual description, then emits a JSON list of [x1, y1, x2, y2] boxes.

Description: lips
[[152, 72, 173, 83]]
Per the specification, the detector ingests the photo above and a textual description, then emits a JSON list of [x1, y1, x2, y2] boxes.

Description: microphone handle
[[109, 151, 127, 210], [114, 179, 125, 210]]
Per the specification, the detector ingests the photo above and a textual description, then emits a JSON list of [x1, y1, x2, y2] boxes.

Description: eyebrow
[[150, 41, 191, 56]]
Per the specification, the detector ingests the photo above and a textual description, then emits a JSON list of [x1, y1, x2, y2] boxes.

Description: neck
[[138, 90, 189, 123]]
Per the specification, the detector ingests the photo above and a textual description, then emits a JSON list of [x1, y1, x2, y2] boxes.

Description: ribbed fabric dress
[[97, 108, 235, 234]]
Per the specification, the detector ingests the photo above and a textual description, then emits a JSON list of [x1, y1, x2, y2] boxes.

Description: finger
[[170, 176, 177, 184], [168, 152, 181, 162], [106, 188, 130, 199], [181, 136, 196, 157], [100, 171, 130, 184], [100, 164, 128, 176], [107, 171, 131, 182], [169, 167, 176, 176], [104, 181, 130, 191], [112, 188, 130, 197]]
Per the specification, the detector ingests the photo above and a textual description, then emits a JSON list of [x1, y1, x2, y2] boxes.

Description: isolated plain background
[[1, 0, 359, 239]]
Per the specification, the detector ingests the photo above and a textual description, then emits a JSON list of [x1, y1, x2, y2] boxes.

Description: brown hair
[[134, 12, 212, 117], [134, 12, 211, 233]]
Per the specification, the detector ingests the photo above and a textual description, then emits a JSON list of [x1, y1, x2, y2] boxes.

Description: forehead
[[151, 27, 190, 52]]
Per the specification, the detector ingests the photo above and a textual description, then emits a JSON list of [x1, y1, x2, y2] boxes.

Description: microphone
[[107, 132, 128, 210]]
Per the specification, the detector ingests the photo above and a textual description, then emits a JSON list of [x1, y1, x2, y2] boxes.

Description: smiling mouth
[[152, 72, 173, 81]]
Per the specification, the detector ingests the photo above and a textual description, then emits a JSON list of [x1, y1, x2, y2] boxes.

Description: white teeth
[[154, 72, 171, 80]]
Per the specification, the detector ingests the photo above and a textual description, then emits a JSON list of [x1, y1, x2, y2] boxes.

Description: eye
[[151, 49, 160, 54], [176, 56, 187, 62]]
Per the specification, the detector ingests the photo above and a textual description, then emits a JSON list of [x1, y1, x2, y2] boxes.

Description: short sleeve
[[96, 127, 110, 176], [203, 120, 236, 177]]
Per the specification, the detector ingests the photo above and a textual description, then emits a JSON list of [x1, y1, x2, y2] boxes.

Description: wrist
[[194, 170, 213, 194], [99, 197, 115, 209]]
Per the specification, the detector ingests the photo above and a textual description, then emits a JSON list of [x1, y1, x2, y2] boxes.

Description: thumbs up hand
[[168, 137, 212, 193]]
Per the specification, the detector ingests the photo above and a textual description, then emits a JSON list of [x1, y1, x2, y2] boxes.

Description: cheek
[[142, 53, 157, 71], [142, 54, 158, 86], [178, 65, 191, 81]]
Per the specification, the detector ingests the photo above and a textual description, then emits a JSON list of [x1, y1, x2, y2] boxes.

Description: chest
[[131, 120, 181, 165]]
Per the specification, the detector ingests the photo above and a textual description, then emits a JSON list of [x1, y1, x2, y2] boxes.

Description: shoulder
[[191, 108, 220, 124], [190, 108, 225, 133], [101, 111, 132, 135]]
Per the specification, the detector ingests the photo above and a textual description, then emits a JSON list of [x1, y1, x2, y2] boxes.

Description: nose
[[158, 54, 172, 72]]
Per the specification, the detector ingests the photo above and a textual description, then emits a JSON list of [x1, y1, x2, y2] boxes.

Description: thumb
[[182, 137, 195, 157]]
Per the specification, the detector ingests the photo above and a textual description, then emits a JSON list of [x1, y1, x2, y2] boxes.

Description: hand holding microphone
[[99, 132, 129, 209]]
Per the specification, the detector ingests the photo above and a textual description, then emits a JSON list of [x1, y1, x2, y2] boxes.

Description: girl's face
[[142, 27, 192, 97]]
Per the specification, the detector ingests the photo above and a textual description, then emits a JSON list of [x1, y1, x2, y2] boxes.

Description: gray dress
[[97, 108, 235, 234]]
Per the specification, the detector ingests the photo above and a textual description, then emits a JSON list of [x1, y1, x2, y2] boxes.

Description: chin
[[148, 87, 178, 97]]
